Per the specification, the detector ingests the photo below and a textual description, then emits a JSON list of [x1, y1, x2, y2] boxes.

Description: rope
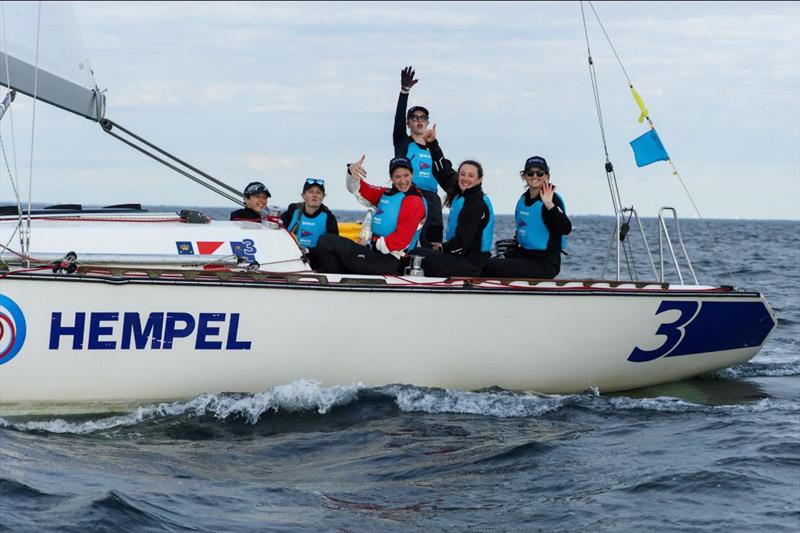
[[0, 264, 53, 277], [20, 216, 185, 223]]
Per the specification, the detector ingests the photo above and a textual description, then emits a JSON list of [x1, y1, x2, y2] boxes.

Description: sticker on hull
[[628, 301, 775, 362], [0, 295, 27, 365]]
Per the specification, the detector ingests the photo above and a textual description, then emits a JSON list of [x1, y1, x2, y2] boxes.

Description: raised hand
[[539, 181, 556, 209], [349, 154, 367, 180], [401, 66, 419, 92], [422, 123, 437, 143]]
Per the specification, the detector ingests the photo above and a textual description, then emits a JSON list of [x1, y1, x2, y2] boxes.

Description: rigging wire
[[24, 1, 43, 263], [585, 0, 738, 287], [0, 2, 25, 256]]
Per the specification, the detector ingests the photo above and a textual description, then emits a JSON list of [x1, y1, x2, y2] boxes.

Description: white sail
[[0, 1, 104, 121]]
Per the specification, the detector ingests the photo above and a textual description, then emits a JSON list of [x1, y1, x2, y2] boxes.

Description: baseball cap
[[303, 177, 326, 193], [406, 106, 430, 119], [389, 156, 413, 174], [524, 156, 549, 173], [243, 181, 271, 198]]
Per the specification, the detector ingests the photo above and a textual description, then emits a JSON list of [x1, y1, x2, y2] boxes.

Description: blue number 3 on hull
[[628, 300, 775, 363]]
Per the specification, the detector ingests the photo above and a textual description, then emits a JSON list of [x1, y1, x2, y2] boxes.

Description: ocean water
[[1, 214, 798, 532]]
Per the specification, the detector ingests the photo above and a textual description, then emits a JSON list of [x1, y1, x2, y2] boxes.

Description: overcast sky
[[1, 1, 798, 219]]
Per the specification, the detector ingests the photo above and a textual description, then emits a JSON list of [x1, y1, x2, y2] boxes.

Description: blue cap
[[524, 156, 549, 173], [389, 156, 413, 174]]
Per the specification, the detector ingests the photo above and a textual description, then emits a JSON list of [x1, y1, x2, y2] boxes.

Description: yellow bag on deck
[[338, 222, 362, 242]]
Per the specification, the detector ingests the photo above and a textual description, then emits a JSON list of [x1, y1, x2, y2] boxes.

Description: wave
[[709, 360, 800, 378], [1, 380, 798, 436]]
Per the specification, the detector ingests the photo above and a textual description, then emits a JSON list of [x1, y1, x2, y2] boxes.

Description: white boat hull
[[0, 271, 777, 403]]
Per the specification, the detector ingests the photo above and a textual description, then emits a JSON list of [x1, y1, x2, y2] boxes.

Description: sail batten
[[0, 50, 104, 121]]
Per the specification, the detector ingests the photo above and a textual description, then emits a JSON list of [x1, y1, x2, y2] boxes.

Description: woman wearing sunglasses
[[281, 178, 339, 268], [410, 124, 495, 277], [482, 156, 572, 279], [393, 66, 444, 250]]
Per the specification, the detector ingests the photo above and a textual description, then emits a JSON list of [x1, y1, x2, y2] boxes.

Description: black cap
[[389, 156, 413, 174], [406, 106, 430, 120], [524, 156, 549, 173], [244, 181, 271, 198], [302, 177, 326, 193]]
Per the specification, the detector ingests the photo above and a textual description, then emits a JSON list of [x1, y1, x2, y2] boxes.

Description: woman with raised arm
[[393, 66, 443, 249], [482, 156, 571, 279]]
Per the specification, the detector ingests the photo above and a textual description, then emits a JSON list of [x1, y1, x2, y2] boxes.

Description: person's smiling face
[[245, 192, 268, 212], [390, 167, 413, 193], [522, 167, 549, 193], [458, 163, 482, 192]]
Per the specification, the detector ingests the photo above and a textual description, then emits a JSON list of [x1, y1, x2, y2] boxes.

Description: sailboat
[[0, 2, 777, 405]]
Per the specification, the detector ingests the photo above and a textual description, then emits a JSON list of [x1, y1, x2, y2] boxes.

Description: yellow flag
[[630, 85, 648, 124]]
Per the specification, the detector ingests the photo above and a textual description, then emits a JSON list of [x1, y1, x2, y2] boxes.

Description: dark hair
[[445, 160, 483, 207]]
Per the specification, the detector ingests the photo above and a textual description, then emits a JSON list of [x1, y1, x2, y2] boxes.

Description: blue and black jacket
[[393, 92, 437, 193], [513, 191, 571, 268], [428, 139, 494, 267], [280, 203, 339, 248]]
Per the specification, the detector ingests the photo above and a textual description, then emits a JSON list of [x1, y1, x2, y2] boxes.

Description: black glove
[[401, 66, 418, 93], [495, 238, 520, 259]]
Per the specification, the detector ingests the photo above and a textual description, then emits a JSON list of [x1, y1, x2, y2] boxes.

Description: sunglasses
[[408, 114, 429, 122], [524, 170, 547, 178], [305, 178, 325, 186]]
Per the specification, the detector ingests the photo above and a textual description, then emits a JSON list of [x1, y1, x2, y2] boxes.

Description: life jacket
[[372, 190, 427, 251], [515, 192, 568, 251], [406, 141, 437, 193], [286, 205, 329, 248], [446, 194, 495, 253]]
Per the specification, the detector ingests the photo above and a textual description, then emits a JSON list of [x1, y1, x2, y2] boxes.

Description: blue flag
[[629, 128, 669, 167]]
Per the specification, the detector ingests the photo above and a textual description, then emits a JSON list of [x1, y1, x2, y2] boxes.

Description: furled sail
[[0, 1, 104, 121]]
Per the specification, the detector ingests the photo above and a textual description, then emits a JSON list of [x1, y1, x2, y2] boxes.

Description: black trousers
[[411, 248, 484, 277], [418, 189, 443, 247], [315, 234, 401, 275], [482, 257, 559, 279]]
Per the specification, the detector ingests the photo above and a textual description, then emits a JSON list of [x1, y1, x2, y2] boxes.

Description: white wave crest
[[385, 385, 584, 418], [709, 361, 800, 379], [0, 380, 363, 433], [604, 395, 800, 414]]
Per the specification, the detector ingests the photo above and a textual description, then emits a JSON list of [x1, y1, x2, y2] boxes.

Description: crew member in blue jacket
[[280, 178, 339, 269], [483, 156, 571, 279], [393, 66, 443, 249], [412, 124, 494, 277]]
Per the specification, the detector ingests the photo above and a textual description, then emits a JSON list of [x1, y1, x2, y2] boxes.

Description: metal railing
[[604, 206, 698, 285]]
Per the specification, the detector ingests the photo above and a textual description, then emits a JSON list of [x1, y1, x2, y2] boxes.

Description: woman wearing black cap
[[482, 157, 572, 279], [411, 124, 495, 277], [230, 181, 271, 221], [314, 155, 426, 275], [280, 178, 339, 269], [393, 66, 443, 249]]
